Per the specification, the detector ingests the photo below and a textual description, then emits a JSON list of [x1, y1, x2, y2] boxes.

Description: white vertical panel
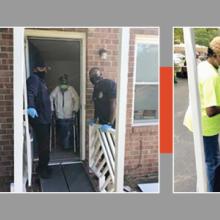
[[80, 35, 86, 161], [183, 28, 208, 192], [23, 69, 32, 187], [115, 28, 130, 192], [13, 27, 25, 192]]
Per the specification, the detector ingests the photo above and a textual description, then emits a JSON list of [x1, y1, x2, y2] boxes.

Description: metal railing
[[88, 124, 116, 192]]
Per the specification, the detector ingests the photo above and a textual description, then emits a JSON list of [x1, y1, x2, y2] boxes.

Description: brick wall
[[85, 28, 120, 156], [0, 28, 159, 187], [86, 28, 120, 118], [85, 27, 159, 181], [124, 28, 159, 181], [32, 28, 159, 181], [0, 28, 13, 187]]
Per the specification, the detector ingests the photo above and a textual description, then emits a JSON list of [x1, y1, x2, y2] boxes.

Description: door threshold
[[49, 161, 82, 166], [34, 157, 81, 165]]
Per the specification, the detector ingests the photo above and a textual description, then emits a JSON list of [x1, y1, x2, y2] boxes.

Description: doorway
[[24, 30, 86, 164]]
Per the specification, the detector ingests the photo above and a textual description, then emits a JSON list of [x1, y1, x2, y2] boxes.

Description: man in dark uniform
[[27, 43, 52, 179], [89, 67, 116, 131]]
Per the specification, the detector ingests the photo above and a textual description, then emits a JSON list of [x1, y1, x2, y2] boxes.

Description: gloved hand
[[100, 124, 112, 132], [27, 108, 38, 118], [87, 119, 95, 126]]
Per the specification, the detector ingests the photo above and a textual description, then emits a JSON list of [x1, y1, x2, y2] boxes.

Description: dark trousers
[[32, 123, 50, 170], [213, 165, 220, 192], [203, 134, 220, 192], [56, 119, 74, 149]]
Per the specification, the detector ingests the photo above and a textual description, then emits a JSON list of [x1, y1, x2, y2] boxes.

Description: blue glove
[[27, 108, 38, 118], [100, 124, 112, 132], [87, 119, 95, 126]]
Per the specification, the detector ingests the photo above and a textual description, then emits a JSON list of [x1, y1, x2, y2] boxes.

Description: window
[[133, 35, 159, 125]]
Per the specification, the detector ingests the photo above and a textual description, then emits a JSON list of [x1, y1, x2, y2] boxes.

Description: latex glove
[[100, 124, 112, 132], [27, 108, 38, 118], [87, 119, 95, 126]]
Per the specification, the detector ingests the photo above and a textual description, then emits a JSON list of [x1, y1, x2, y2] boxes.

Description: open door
[[24, 29, 87, 163], [13, 29, 87, 192]]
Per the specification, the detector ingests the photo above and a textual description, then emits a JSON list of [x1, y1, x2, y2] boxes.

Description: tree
[[174, 28, 219, 46], [194, 28, 219, 47], [174, 28, 183, 44]]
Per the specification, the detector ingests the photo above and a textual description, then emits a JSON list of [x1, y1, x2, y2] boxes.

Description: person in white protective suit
[[50, 74, 79, 149]]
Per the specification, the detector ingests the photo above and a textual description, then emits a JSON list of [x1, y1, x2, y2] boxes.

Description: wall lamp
[[99, 48, 108, 60]]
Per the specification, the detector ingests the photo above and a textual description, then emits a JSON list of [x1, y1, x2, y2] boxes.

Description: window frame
[[132, 34, 160, 127]]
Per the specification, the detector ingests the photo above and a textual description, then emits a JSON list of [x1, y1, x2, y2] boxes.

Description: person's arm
[[70, 86, 80, 112], [107, 80, 117, 125], [206, 106, 220, 117], [109, 99, 116, 124], [27, 75, 39, 108], [26, 75, 40, 118], [50, 87, 57, 112], [203, 75, 220, 118]]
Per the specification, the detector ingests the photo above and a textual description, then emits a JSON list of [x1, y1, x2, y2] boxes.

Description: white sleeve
[[70, 86, 80, 112], [50, 87, 58, 111]]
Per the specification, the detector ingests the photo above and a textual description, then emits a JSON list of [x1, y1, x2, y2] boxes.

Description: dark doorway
[[27, 38, 81, 163]]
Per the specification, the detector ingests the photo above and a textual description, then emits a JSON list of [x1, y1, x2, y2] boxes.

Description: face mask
[[90, 75, 102, 85], [35, 71, 46, 79], [60, 84, 68, 91]]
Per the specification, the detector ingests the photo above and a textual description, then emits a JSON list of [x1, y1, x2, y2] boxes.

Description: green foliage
[[174, 28, 183, 44], [174, 28, 219, 46], [194, 28, 219, 47]]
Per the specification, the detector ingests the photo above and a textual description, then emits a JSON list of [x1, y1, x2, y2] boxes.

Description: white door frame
[[183, 28, 208, 192], [12, 28, 25, 192], [24, 29, 87, 160], [115, 28, 130, 192]]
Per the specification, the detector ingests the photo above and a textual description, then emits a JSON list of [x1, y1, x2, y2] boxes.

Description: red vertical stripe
[[160, 67, 173, 154]]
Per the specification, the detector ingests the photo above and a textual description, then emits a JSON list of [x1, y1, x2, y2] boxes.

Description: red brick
[[0, 28, 159, 181], [0, 26, 13, 179]]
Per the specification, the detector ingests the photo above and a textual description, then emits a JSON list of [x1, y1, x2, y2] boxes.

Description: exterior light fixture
[[99, 48, 108, 60]]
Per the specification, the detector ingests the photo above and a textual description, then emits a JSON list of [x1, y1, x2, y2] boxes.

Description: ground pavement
[[174, 78, 196, 192]]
